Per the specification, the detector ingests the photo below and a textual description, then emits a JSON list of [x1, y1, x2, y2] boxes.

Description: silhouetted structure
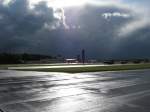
[[82, 49, 85, 64], [65, 59, 77, 63]]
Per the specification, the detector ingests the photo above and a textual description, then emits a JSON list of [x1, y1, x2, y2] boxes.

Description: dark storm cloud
[[113, 26, 150, 59], [0, 0, 56, 52], [46, 5, 134, 58], [0, 1, 136, 57], [0, 0, 150, 59]]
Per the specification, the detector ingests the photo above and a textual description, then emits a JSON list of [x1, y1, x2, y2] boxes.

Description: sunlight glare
[[49, 0, 87, 8], [30, 0, 88, 8]]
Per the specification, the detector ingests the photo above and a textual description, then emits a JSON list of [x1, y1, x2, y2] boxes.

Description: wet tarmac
[[0, 70, 150, 112]]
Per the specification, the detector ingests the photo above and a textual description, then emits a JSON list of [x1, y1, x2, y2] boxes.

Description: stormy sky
[[0, 0, 150, 59]]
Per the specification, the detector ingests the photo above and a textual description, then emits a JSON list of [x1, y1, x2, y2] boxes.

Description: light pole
[[82, 49, 85, 64]]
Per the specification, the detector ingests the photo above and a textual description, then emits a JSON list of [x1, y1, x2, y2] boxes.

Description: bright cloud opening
[[29, 0, 121, 8], [29, 0, 88, 8]]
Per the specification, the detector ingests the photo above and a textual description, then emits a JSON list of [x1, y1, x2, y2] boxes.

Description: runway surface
[[0, 70, 150, 112]]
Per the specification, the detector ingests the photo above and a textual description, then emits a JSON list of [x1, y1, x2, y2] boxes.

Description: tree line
[[0, 53, 55, 64]]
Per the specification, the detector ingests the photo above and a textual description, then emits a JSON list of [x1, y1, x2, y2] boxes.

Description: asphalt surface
[[0, 70, 150, 112]]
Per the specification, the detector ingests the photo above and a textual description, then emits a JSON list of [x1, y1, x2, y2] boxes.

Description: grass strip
[[16, 63, 150, 73]]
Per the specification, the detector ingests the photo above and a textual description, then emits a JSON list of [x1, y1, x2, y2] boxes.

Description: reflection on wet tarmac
[[0, 70, 150, 112]]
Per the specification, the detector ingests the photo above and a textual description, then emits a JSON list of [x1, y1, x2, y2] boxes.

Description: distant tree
[[132, 59, 141, 64], [143, 59, 149, 63], [0, 53, 22, 64], [0, 53, 55, 64], [103, 60, 114, 64], [120, 60, 128, 64]]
